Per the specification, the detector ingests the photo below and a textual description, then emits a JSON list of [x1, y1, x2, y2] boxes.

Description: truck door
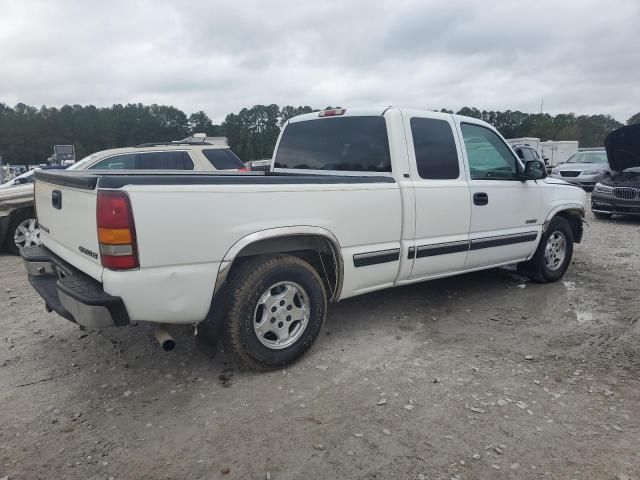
[[402, 111, 471, 280], [457, 121, 542, 269]]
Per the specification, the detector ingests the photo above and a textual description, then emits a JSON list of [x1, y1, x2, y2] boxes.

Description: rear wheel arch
[[215, 227, 344, 303]]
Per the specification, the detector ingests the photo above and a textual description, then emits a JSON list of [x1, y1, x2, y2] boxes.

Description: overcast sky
[[0, 0, 638, 123]]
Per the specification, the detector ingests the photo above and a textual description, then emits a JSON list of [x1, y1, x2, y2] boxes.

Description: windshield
[[566, 151, 607, 164]]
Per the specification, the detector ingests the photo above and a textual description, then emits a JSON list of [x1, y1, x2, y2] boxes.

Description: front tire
[[223, 255, 327, 370], [519, 217, 574, 283]]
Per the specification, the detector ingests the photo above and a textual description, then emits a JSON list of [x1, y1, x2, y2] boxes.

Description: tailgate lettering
[[79, 246, 99, 259]]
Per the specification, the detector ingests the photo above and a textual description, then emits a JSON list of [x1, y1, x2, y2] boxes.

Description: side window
[[202, 149, 245, 170], [461, 123, 519, 180], [137, 151, 194, 170], [89, 154, 137, 170], [410, 118, 460, 179]]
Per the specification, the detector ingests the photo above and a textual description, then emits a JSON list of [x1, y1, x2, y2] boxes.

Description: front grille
[[560, 171, 581, 177], [613, 187, 639, 200]]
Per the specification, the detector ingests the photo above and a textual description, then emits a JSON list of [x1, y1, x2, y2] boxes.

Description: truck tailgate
[[34, 172, 103, 281]]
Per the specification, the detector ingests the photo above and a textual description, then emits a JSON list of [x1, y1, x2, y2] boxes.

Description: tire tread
[[224, 254, 326, 370]]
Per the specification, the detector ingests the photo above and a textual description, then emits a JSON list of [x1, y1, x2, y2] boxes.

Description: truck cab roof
[[288, 107, 494, 130]]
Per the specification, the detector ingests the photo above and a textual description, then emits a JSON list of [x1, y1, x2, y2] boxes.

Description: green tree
[[188, 111, 214, 134], [627, 112, 640, 125]]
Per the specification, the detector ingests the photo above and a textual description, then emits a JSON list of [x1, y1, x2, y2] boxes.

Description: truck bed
[[33, 169, 402, 323]]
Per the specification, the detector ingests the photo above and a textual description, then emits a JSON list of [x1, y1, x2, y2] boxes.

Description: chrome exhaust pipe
[[154, 327, 175, 351]]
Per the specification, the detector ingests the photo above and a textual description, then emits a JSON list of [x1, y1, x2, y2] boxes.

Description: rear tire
[[593, 211, 612, 220], [519, 216, 573, 283], [223, 254, 327, 370]]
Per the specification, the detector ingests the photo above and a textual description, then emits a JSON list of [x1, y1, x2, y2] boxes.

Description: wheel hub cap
[[253, 281, 309, 350], [14, 219, 41, 249], [544, 231, 567, 271]]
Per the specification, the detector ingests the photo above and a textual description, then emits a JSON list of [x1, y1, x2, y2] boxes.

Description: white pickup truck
[[22, 108, 586, 369]]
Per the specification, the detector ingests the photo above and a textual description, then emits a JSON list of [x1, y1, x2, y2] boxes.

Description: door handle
[[52, 190, 62, 209], [473, 192, 488, 206]]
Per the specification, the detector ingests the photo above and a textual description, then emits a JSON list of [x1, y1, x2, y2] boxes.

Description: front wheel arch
[[545, 208, 584, 244]]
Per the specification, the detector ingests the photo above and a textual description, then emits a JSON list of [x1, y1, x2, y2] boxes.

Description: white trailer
[[541, 141, 579, 167]]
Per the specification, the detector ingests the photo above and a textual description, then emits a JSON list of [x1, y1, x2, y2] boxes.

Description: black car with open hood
[[591, 123, 640, 218]]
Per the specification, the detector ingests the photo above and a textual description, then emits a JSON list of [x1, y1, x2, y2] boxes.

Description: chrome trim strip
[[470, 231, 538, 250], [416, 240, 469, 258], [353, 248, 400, 267]]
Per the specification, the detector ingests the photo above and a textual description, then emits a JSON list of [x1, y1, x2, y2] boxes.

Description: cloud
[[0, 0, 638, 122]]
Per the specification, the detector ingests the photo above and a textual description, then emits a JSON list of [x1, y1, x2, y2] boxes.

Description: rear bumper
[[591, 193, 640, 216], [21, 245, 130, 328]]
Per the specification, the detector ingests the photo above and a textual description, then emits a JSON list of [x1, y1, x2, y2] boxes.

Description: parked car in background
[[68, 142, 245, 172], [591, 123, 640, 219], [245, 159, 272, 171], [22, 107, 585, 370], [549, 149, 610, 190], [0, 168, 38, 189], [512, 144, 548, 167], [1, 141, 246, 254], [0, 166, 67, 254]]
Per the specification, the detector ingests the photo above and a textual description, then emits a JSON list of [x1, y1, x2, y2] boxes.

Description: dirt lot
[[1, 205, 639, 480]]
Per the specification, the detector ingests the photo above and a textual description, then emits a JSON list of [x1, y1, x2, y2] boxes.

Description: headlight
[[551, 168, 559, 175], [593, 183, 613, 194], [582, 169, 602, 175]]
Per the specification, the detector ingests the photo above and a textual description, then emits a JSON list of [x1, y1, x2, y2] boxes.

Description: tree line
[[0, 101, 638, 165]]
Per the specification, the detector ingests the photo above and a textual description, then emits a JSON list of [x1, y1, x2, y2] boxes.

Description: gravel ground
[[1, 204, 639, 480]]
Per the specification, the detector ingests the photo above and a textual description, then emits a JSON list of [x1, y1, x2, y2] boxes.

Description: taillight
[[318, 108, 346, 117], [96, 191, 139, 270], [238, 167, 250, 172]]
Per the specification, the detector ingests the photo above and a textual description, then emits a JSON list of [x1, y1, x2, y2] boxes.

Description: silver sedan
[[550, 150, 610, 190]]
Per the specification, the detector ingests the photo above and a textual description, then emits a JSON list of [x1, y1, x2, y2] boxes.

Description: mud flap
[[195, 282, 229, 358]]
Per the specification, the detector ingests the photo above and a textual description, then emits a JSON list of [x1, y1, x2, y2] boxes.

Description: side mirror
[[521, 160, 547, 180]]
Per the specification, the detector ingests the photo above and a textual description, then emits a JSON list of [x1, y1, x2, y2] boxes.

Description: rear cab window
[[274, 116, 391, 172], [202, 149, 245, 170]]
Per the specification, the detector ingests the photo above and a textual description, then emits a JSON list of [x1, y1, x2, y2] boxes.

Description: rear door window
[[137, 151, 194, 170], [274, 116, 391, 172], [410, 118, 460, 179], [202, 149, 245, 170]]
